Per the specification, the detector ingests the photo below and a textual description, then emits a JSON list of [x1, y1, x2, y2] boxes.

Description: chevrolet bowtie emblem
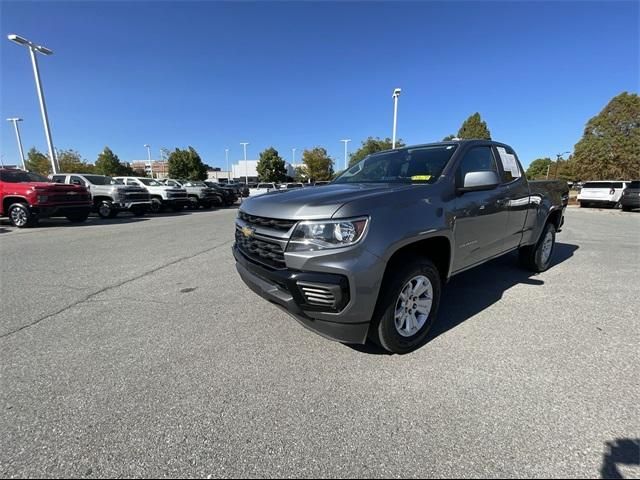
[[241, 226, 255, 238]]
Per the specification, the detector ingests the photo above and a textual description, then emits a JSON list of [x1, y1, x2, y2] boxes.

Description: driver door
[[451, 146, 510, 273]]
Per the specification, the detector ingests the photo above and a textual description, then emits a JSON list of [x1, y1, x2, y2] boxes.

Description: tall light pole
[[225, 148, 229, 181], [144, 144, 152, 178], [392, 87, 402, 149], [340, 139, 351, 170], [292, 148, 296, 165], [7, 34, 58, 173], [6, 117, 26, 169], [240, 142, 249, 185]]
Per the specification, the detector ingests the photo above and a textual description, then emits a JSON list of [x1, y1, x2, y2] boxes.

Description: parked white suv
[[249, 182, 280, 197], [114, 177, 190, 213], [577, 181, 629, 208]]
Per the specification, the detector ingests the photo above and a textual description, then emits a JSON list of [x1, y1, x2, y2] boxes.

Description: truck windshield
[[333, 145, 457, 184], [139, 178, 164, 186], [0, 170, 49, 183], [83, 175, 118, 185]]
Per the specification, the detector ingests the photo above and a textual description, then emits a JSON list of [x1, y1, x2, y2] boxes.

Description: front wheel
[[8, 203, 36, 228], [369, 258, 441, 354], [519, 222, 556, 273], [622, 206, 632, 212], [149, 198, 163, 214], [97, 200, 115, 219]]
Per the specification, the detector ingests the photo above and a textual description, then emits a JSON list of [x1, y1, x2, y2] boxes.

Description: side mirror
[[458, 171, 500, 193]]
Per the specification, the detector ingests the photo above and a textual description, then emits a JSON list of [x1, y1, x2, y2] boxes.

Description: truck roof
[[389, 139, 513, 153]]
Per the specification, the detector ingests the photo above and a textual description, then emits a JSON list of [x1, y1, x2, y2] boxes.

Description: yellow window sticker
[[411, 175, 432, 181]]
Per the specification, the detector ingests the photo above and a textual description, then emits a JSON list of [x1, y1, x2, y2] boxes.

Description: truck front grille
[[238, 212, 296, 232], [168, 191, 187, 199], [124, 193, 150, 201], [235, 229, 286, 269]]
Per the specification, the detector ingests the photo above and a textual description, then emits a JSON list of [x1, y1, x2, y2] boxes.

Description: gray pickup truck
[[50, 173, 151, 218], [233, 140, 568, 353]]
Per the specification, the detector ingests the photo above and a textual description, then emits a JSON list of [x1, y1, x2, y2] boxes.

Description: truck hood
[[240, 183, 416, 219], [23, 182, 86, 192]]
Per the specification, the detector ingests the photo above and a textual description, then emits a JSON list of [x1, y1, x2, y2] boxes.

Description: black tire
[[579, 201, 586, 208], [149, 198, 163, 214], [97, 200, 115, 219], [621, 206, 632, 212], [519, 222, 556, 273], [201, 202, 213, 210], [66, 211, 90, 223], [369, 258, 441, 354], [187, 197, 199, 210], [8, 203, 36, 228]]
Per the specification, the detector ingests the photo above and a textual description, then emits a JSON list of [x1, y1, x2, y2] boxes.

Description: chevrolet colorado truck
[[1, 168, 92, 227], [114, 176, 190, 213], [50, 173, 150, 218], [233, 140, 569, 354]]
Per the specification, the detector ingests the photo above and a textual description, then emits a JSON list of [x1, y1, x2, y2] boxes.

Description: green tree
[[256, 147, 287, 182], [349, 137, 405, 167], [302, 147, 334, 181], [95, 147, 134, 176], [24, 148, 52, 175], [572, 92, 640, 180], [525, 157, 553, 180], [58, 149, 94, 173], [293, 165, 308, 183], [167, 146, 207, 180], [457, 112, 492, 140]]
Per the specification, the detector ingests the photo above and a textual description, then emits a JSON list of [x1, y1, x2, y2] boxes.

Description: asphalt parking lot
[[1, 206, 638, 478]]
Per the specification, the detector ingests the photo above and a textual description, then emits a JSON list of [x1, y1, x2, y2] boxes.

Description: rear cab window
[[51, 175, 67, 183]]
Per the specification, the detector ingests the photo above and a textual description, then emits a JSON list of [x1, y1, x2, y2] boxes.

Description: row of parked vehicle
[[247, 181, 330, 197], [576, 180, 640, 211], [0, 168, 241, 228]]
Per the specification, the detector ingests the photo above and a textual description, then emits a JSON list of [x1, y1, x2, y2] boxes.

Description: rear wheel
[[8, 203, 36, 228], [66, 211, 90, 223], [369, 258, 441, 354], [622, 205, 632, 212], [519, 222, 556, 272]]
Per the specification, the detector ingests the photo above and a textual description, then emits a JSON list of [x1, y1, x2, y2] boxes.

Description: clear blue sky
[[1, 1, 638, 170]]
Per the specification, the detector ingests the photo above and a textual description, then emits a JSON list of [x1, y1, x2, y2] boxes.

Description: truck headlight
[[287, 217, 368, 252]]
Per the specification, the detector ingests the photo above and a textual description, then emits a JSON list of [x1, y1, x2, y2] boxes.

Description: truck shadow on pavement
[[601, 438, 640, 479], [350, 242, 579, 355]]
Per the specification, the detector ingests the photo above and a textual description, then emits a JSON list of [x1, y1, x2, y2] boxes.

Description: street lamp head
[[35, 45, 53, 55], [6, 117, 23, 122], [144, 144, 150, 148], [393, 88, 402, 97], [8, 34, 53, 54], [7, 34, 29, 46]]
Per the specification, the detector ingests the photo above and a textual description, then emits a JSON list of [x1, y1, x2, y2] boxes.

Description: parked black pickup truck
[[233, 140, 569, 353]]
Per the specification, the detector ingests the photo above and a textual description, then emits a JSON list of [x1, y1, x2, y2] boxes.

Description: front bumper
[[233, 246, 374, 344], [30, 203, 92, 218], [115, 200, 151, 211]]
